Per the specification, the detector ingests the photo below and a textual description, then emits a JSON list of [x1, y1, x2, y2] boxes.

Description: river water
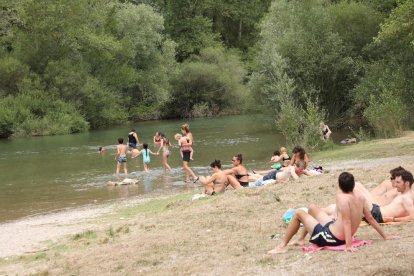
[[0, 114, 334, 223]]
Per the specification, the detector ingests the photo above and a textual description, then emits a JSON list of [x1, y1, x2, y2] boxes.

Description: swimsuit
[[363, 203, 384, 223], [182, 151, 191, 162], [235, 173, 249, 187], [309, 221, 345, 247], [163, 148, 170, 157], [128, 132, 137, 148], [142, 149, 150, 164], [117, 155, 127, 163]]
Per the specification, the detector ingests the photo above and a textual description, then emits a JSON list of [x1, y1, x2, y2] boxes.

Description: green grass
[[72, 230, 97, 241], [312, 132, 414, 162]]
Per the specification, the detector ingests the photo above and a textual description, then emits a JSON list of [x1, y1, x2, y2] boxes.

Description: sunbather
[[268, 172, 398, 254]]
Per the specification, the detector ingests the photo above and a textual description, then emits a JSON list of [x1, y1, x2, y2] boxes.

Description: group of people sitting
[[199, 145, 318, 195], [268, 167, 414, 254], [197, 144, 414, 253]]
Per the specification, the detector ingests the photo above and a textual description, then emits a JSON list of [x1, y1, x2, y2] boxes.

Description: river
[[0, 114, 341, 223]]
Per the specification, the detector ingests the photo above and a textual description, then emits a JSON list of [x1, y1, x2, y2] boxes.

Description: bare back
[[117, 144, 128, 156], [330, 192, 366, 240]]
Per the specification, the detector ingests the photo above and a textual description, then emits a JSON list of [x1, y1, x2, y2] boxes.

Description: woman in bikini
[[200, 160, 243, 194], [199, 160, 229, 195], [289, 146, 310, 177], [224, 154, 249, 187]]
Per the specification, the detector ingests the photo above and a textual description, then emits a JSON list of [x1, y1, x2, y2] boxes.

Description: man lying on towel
[[368, 169, 414, 223], [268, 172, 398, 254]]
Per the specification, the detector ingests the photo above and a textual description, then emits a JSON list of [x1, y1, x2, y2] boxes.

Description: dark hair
[[98, 146, 103, 152], [292, 146, 306, 160], [143, 143, 148, 155], [131, 129, 135, 132], [396, 170, 414, 187], [390, 166, 406, 179], [273, 150, 280, 156], [234, 154, 243, 164], [210, 160, 222, 169], [338, 172, 355, 193], [118, 138, 124, 144]]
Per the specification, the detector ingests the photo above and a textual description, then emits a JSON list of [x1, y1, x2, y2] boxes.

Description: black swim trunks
[[363, 203, 384, 224], [309, 221, 345, 247], [239, 181, 249, 187], [182, 151, 191, 162]]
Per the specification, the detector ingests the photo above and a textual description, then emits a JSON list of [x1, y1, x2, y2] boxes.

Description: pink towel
[[301, 239, 372, 252]]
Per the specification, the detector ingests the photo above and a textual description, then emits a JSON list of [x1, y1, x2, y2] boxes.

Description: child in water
[[115, 138, 128, 177], [132, 143, 158, 172], [158, 137, 172, 171], [174, 133, 193, 161]]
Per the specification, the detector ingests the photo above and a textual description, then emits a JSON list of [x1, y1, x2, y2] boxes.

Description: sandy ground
[[1, 137, 414, 275]]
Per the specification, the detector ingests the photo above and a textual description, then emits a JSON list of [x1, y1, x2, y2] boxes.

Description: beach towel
[[301, 239, 372, 252]]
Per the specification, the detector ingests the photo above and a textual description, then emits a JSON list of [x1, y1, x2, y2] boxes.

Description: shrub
[[163, 47, 246, 118], [363, 89, 407, 138]]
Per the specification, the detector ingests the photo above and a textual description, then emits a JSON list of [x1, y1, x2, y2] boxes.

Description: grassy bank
[[1, 133, 414, 275]]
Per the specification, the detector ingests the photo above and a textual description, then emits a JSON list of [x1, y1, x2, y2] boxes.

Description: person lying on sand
[[268, 172, 398, 254], [249, 166, 299, 187], [322, 169, 414, 223], [199, 160, 242, 195]]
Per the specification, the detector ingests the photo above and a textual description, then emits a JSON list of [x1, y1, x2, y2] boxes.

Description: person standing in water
[[181, 123, 194, 160], [128, 129, 140, 149], [132, 143, 158, 172], [174, 133, 198, 183], [115, 138, 128, 178], [158, 136, 172, 171]]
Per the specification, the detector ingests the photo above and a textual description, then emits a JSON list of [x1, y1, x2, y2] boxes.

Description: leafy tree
[[163, 47, 246, 118]]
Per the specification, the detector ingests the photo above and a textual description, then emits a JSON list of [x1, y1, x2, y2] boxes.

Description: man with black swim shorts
[[268, 172, 397, 254]]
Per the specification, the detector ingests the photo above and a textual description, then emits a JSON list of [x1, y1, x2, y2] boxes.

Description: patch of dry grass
[[1, 132, 414, 275]]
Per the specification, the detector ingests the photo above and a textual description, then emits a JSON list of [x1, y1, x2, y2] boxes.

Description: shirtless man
[[268, 172, 397, 254], [367, 169, 414, 223], [321, 167, 406, 216], [370, 166, 405, 206]]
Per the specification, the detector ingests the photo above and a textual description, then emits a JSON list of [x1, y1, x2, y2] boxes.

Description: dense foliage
[[251, 0, 413, 146], [0, 0, 412, 141]]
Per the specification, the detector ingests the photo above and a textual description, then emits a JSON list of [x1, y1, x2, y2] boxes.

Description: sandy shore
[[1, 134, 414, 275], [2, 155, 414, 258]]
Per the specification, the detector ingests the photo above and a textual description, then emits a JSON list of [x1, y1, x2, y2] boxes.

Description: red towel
[[301, 239, 372, 252]]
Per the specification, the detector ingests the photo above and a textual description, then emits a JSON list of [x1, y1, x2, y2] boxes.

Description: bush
[[301, 100, 326, 151], [363, 89, 407, 138], [163, 47, 247, 118], [0, 92, 89, 138]]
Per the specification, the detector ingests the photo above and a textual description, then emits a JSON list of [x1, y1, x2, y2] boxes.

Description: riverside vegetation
[[1, 0, 413, 148], [1, 132, 414, 275]]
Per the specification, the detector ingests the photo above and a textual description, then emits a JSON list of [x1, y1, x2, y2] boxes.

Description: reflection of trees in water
[[143, 176, 153, 193]]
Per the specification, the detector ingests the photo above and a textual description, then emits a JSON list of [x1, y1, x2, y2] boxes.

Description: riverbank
[[1, 132, 414, 275]]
